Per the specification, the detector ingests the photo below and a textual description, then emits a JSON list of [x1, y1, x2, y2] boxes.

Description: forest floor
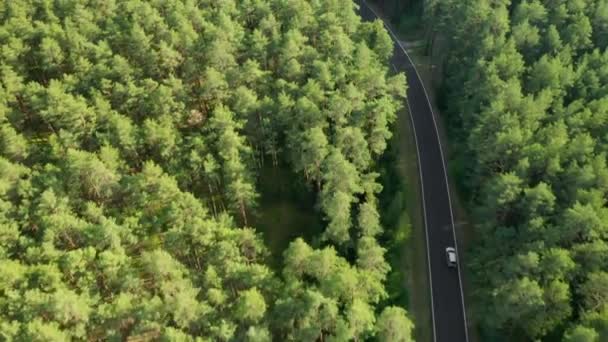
[[253, 163, 323, 268]]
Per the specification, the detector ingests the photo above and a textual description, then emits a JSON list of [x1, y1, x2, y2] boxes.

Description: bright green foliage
[[437, 0, 608, 339], [236, 288, 267, 323], [0, 0, 411, 340], [275, 238, 390, 340], [376, 306, 414, 342], [563, 326, 599, 342]]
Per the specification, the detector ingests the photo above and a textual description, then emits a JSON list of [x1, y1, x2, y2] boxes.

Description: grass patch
[[383, 209, 412, 308], [395, 105, 433, 342]]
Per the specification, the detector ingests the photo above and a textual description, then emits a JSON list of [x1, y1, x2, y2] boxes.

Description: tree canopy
[[435, 0, 608, 339], [0, 0, 411, 340]]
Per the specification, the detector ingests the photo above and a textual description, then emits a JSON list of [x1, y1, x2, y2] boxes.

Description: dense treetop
[[0, 0, 410, 340], [434, 0, 608, 340]]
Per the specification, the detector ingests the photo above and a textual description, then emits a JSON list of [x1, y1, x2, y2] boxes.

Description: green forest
[[433, 0, 608, 340], [8, 0, 608, 340], [0, 0, 413, 341]]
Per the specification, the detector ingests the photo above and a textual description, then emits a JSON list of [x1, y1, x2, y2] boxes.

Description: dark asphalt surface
[[355, 2, 469, 342]]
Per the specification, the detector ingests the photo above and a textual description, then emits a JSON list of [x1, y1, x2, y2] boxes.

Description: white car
[[446, 247, 457, 267]]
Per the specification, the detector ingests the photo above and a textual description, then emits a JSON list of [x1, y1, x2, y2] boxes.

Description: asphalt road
[[355, 2, 469, 342]]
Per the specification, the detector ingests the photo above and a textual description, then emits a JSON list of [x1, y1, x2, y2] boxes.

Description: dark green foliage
[[0, 0, 412, 340], [436, 0, 608, 339]]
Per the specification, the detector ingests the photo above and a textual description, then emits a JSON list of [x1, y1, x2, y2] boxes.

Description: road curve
[[355, 2, 469, 342]]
